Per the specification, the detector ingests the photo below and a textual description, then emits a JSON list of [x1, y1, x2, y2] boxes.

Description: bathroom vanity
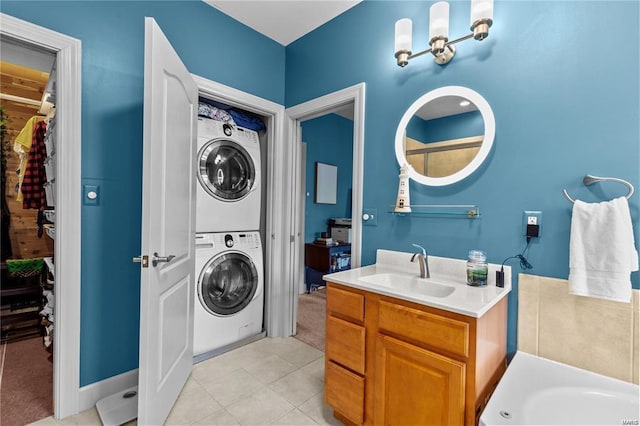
[[323, 250, 511, 426]]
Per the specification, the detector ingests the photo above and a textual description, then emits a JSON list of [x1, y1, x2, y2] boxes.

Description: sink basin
[[359, 273, 456, 298]]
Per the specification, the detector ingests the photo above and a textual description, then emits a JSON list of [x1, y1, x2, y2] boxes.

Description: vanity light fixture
[[394, 0, 493, 67]]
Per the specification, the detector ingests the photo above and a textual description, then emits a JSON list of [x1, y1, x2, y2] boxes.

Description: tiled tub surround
[[517, 273, 639, 384]]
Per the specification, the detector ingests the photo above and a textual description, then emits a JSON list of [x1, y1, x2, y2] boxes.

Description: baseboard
[[193, 331, 266, 364], [78, 368, 138, 413]]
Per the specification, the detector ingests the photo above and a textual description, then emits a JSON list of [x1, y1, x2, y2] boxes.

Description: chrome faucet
[[411, 244, 430, 279]]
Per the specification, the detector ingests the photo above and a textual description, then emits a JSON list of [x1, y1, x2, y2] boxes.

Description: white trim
[[285, 83, 366, 333], [0, 13, 82, 420], [290, 123, 303, 333], [297, 142, 307, 296], [78, 369, 139, 413], [191, 74, 289, 337], [395, 86, 495, 186]]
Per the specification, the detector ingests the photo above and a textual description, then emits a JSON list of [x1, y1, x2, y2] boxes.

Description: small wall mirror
[[315, 162, 338, 204], [395, 86, 495, 186]]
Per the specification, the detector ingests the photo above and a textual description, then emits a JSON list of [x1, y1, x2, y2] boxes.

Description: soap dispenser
[[395, 164, 411, 213]]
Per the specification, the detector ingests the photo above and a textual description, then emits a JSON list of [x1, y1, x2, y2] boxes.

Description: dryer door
[[197, 140, 255, 201], [199, 252, 258, 316]]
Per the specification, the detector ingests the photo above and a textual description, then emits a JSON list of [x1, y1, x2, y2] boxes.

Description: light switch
[[83, 184, 100, 206], [362, 208, 378, 226]]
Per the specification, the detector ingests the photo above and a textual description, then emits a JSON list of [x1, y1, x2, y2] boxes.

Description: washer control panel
[[197, 117, 259, 146], [196, 232, 261, 250]]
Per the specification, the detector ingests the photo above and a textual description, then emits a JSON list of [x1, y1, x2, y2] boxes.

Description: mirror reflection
[[404, 96, 484, 178], [395, 86, 495, 186]]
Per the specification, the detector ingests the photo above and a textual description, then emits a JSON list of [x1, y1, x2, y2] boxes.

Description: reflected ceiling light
[[394, 0, 493, 67], [459, 100, 471, 107]]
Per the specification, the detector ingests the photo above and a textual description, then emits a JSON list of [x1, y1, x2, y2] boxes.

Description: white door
[[137, 17, 198, 425]]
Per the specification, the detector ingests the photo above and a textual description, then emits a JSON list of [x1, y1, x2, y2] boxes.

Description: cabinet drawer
[[327, 284, 364, 323], [325, 360, 365, 425], [378, 300, 470, 358], [326, 316, 365, 374]]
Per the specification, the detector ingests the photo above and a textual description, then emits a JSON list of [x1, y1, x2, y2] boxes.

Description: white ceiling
[[1, 37, 56, 73], [204, 0, 362, 46], [416, 96, 479, 120]]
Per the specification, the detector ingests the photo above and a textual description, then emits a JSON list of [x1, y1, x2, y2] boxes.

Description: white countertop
[[323, 249, 512, 318]]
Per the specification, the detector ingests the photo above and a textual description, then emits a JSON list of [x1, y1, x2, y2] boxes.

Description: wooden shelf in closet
[[1, 262, 44, 342]]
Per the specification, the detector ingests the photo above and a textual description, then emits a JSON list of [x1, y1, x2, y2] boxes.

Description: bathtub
[[480, 351, 639, 425]]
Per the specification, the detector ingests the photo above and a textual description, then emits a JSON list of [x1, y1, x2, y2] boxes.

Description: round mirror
[[395, 86, 495, 186]]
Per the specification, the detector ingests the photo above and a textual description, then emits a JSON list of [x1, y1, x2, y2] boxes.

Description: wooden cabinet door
[[374, 334, 466, 426]]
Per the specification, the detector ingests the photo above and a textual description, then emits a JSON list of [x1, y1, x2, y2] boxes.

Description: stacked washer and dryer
[[193, 116, 264, 359]]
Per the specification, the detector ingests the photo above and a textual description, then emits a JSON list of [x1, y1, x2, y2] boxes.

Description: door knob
[[152, 252, 175, 267]]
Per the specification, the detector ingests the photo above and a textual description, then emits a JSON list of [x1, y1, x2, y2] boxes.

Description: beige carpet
[[295, 288, 326, 352], [0, 336, 53, 426]]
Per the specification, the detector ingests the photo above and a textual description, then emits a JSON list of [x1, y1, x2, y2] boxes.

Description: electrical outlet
[[522, 211, 542, 237]]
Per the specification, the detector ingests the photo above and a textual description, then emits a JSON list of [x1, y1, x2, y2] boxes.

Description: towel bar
[[563, 174, 635, 204]]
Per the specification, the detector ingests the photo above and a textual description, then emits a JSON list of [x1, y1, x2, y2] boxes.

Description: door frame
[[0, 13, 82, 419], [285, 83, 366, 334], [192, 75, 289, 338]]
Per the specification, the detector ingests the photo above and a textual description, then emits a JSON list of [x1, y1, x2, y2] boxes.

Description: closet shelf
[[1, 311, 41, 327], [389, 204, 480, 219], [1, 284, 41, 297]]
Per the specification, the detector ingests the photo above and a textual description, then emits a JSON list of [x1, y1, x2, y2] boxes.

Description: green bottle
[[466, 250, 488, 287]]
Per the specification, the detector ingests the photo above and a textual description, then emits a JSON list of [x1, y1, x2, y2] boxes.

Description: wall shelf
[[389, 204, 480, 218]]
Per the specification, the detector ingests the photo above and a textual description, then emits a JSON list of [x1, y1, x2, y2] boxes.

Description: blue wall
[[285, 1, 639, 355], [2, 1, 285, 386], [3, 0, 638, 386], [302, 114, 354, 242]]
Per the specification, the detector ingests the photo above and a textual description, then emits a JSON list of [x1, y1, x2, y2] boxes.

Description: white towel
[[569, 196, 638, 302]]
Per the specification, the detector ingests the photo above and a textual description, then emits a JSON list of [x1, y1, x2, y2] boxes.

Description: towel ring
[[563, 175, 635, 204]]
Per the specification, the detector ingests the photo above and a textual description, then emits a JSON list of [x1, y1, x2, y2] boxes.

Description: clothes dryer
[[196, 117, 261, 233], [194, 231, 264, 357]]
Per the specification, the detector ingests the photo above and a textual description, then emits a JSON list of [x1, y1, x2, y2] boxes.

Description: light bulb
[[395, 18, 412, 54], [429, 1, 450, 42], [471, 0, 493, 27]]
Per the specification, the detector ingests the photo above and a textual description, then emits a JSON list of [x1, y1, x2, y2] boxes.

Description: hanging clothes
[[13, 116, 41, 202], [1, 108, 12, 260], [21, 120, 48, 212]]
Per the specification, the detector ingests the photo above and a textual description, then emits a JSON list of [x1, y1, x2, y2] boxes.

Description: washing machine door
[[198, 140, 255, 201], [199, 252, 258, 316]]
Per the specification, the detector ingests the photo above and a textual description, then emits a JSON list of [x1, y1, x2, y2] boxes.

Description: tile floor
[[31, 337, 342, 425]]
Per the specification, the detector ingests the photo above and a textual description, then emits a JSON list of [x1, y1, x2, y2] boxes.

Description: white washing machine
[[196, 117, 261, 233], [194, 231, 264, 357]]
